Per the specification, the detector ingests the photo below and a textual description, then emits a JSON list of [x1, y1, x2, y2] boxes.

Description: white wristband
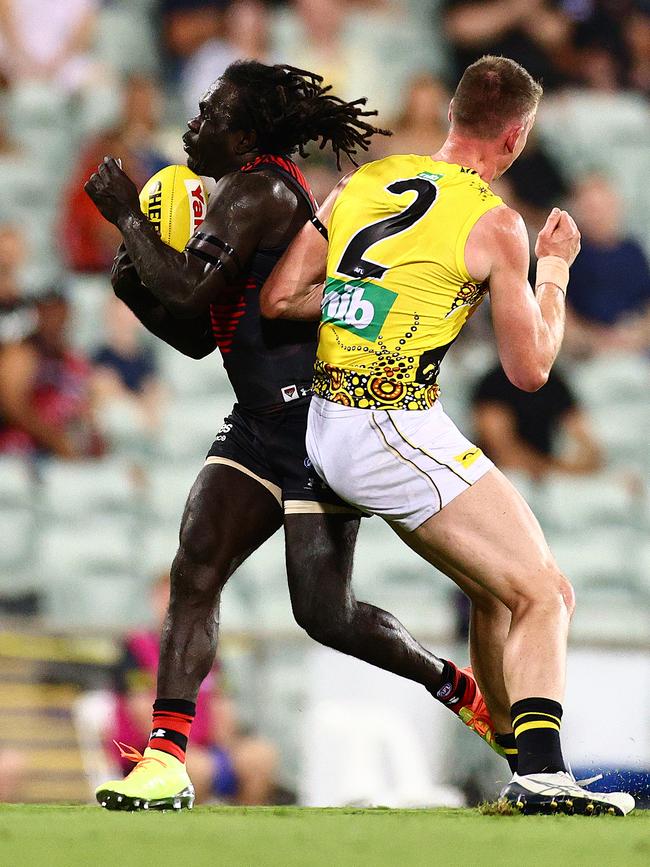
[[536, 255, 569, 295]]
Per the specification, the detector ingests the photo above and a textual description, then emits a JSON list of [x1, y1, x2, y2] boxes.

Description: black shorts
[[205, 398, 355, 514]]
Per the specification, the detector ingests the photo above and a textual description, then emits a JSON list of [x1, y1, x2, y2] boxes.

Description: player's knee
[[292, 597, 349, 648], [170, 519, 228, 606], [508, 567, 575, 621], [559, 573, 576, 619]]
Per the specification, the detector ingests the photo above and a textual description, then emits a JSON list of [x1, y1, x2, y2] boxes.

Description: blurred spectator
[[561, 0, 650, 93], [0, 289, 103, 458], [273, 0, 420, 119], [0, 749, 26, 802], [472, 365, 603, 480], [565, 174, 650, 356], [370, 73, 448, 159], [442, 0, 572, 89], [61, 75, 168, 273], [497, 134, 568, 234], [180, 0, 271, 120], [110, 573, 279, 805], [624, 4, 650, 95], [0, 222, 36, 348], [161, 0, 227, 61], [91, 295, 166, 445], [0, 0, 99, 93]]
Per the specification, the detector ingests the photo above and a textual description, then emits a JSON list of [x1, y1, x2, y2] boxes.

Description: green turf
[[1, 805, 648, 867]]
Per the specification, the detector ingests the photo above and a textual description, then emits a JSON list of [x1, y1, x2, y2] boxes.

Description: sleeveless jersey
[[314, 156, 502, 410], [208, 155, 319, 412]]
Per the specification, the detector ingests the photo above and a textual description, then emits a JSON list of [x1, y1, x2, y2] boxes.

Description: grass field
[[1, 805, 648, 867]]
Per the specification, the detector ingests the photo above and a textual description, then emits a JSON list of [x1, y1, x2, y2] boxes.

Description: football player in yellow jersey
[[262, 56, 635, 815]]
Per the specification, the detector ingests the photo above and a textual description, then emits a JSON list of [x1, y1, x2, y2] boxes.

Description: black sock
[[495, 732, 518, 773], [511, 697, 566, 775]]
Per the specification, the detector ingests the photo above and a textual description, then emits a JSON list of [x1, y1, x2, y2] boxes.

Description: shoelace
[[575, 774, 604, 787], [113, 740, 166, 771], [524, 773, 607, 797]]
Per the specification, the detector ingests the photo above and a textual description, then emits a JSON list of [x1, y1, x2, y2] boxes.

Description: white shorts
[[306, 397, 494, 531]]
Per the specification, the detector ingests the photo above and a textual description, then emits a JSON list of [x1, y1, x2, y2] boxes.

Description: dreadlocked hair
[[221, 61, 391, 170]]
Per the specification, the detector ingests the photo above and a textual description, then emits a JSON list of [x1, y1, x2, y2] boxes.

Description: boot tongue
[[143, 747, 184, 768]]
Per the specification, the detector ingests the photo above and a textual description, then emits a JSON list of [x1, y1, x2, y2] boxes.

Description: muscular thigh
[[284, 513, 360, 608], [179, 463, 283, 578], [398, 467, 558, 607]]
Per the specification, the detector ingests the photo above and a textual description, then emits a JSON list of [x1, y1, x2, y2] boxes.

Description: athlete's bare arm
[[85, 157, 308, 318], [261, 174, 353, 320], [466, 204, 580, 392]]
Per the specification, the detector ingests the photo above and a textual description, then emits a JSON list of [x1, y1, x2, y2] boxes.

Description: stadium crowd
[[0, 0, 648, 804]]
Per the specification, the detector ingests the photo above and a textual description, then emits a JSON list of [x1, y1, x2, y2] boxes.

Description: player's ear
[[234, 128, 257, 155], [504, 123, 524, 155], [447, 99, 453, 124]]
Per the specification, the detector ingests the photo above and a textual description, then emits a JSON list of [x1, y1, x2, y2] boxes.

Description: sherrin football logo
[[139, 165, 209, 251]]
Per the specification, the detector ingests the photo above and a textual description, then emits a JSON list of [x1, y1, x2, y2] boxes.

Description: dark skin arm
[[110, 245, 216, 359], [85, 156, 308, 318]]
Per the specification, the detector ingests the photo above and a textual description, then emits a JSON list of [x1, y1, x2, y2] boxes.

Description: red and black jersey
[[207, 155, 319, 412]]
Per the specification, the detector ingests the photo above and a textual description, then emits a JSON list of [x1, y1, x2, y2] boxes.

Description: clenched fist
[[85, 156, 141, 227], [535, 207, 581, 266]]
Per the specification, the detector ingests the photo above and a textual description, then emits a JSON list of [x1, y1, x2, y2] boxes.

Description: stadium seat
[[570, 587, 650, 644], [547, 526, 641, 593], [538, 473, 638, 531], [36, 517, 137, 584], [235, 528, 296, 631], [156, 345, 224, 398], [65, 274, 111, 353], [38, 457, 141, 523], [0, 456, 34, 509], [636, 541, 650, 596], [570, 354, 650, 409], [94, 3, 159, 77], [142, 461, 198, 524], [136, 523, 179, 579], [43, 572, 148, 629], [156, 395, 235, 460], [537, 91, 650, 250], [589, 403, 649, 467], [0, 508, 35, 584]]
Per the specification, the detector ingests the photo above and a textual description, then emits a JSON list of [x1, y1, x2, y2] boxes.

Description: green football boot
[[96, 742, 195, 811]]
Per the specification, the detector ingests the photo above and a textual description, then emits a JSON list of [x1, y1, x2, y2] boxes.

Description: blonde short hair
[[452, 55, 543, 139]]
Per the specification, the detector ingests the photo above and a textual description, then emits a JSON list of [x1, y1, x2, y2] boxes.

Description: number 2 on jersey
[[336, 176, 439, 281]]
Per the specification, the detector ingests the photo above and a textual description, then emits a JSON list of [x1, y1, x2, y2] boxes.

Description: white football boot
[[500, 771, 635, 816]]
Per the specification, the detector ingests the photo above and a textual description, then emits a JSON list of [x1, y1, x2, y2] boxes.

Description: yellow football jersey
[[314, 155, 502, 410]]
